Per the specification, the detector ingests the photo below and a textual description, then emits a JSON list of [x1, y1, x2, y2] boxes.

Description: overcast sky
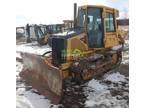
[[16, 0, 128, 27]]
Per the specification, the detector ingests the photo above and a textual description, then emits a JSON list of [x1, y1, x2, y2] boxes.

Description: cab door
[[103, 9, 119, 48], [87, 7, 104, 48]]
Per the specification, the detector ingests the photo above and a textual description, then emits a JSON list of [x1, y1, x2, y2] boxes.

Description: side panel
[[104, 32, 119, 48], [66, 32, 88, 61]]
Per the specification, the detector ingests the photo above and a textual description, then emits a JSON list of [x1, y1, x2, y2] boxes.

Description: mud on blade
[[20, 53, 63, 104]]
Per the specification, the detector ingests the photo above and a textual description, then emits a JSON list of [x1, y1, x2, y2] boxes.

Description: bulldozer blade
[[20, 53, 63, 104]]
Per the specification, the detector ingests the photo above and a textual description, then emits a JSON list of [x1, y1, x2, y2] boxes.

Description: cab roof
[[80, 5, 118, 12]]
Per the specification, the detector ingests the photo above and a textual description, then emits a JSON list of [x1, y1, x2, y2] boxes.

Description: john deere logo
[[72, 49, 84, 57], [61, 49, 84, 58]]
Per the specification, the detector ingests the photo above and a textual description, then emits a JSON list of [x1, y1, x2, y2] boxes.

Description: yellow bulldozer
[[20, 4, 124, 104]]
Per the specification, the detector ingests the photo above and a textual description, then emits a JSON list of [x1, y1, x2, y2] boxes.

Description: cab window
[[105, 12, 115, 32]]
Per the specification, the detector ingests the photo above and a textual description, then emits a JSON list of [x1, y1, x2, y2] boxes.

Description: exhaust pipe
[[74, 3, 77, 28]]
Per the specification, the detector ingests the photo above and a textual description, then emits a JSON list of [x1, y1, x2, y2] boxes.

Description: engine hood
[[53, 31, 76, 36], [51, 29, 84, 39]]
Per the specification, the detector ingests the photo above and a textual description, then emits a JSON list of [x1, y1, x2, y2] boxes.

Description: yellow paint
[[104, 34, 119, 48], [66, 32, 88, 61]]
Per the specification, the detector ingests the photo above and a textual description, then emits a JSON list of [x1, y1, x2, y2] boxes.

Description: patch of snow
[[17, 95, 33, 108], [88, 79, 107, 91], [16, 52, 22, 59], [84, 72, 128, 108], [125, 40, 129, 45], [53, 31, 75, 36], [17, 87, 26, 95], [24, 91, 52, 108], [16, 61, 23, 76], [85, 84, 125, 108], [16, 88, 61, 108], [122, 51, 129, 64], [16, 42, 51, 55], [104, 72, 126, 83], [85, 100, 96, 107], [112, 45, 122, 51]]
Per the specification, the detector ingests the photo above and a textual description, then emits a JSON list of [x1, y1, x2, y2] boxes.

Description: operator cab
[[76, 5, 118, 48]]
